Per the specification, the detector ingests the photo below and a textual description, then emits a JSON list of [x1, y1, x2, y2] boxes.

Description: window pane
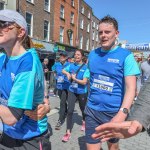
[[60, 5, 64, 18], [44, 20, 49, 41], [44, 0, 49, 11], [0, 2, 4, 10], [26, 13, 32, 36], [60, 27, 64, 43]]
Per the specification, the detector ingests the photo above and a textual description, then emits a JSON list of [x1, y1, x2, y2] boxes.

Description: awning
[[32, 39, 54, 53]]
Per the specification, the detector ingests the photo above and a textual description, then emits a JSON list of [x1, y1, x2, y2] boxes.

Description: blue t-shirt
[[0, 48, 47, 140], [64, 63, 90, 94], [53, 62, 70, 90], [87, 46, 140, 112]]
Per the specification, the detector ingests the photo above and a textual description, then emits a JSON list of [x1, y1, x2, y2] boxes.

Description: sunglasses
[[0, 21, 14, 29]]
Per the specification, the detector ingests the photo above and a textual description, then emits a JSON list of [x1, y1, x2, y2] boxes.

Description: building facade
[[0, 0, 100, 55], [51, 0, 79, 57], [78, 0, 92, 52], [90, 14, 100, 50], [0, 0, 16, 10]]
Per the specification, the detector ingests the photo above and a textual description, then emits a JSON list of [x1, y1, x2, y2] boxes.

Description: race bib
[[91, 74, 114, 93], [57, 76, 64, 83], [72, 81, 78, 88]]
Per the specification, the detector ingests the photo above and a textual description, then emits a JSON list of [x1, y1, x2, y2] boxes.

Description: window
[[26, 12, 33, 37], [92, 44, 94, 50], [96, 32, 98, 42], [96, 24, 99, 30], [86, 39, 89, 51], [71, 0, 74, 7], [93, 21, 95, 28], [70, 12, 74, 24], [88, 12, 91, 19], [26, 0, 34, 3], [81, 6, 84, 14], [44, 20, 50, 41], [92, 31, 95, 40], [0, 2, 4, 10], [70, 32, 73, 46], [79, 35, 83, 49], [44, 0, 50, 12], [87, 23, 90, 32], [60, 5, 65, 19], [59, 26, 64, 43], [80, 19, 84, 29]]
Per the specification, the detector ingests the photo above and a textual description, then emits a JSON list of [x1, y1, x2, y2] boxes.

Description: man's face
[[99, 22, 119, 50]]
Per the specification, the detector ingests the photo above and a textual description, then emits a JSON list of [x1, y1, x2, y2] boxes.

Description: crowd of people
[[1, 8, 150, 150]]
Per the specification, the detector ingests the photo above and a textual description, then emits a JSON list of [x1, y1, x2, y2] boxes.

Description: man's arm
[[91, 120, 143, 141], [111, 76, 136, 122], [91, 76, 150, 141], [127, 76, 150, 130]]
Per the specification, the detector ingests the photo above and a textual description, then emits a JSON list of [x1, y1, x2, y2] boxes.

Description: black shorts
[[0, 130, 51, 150]]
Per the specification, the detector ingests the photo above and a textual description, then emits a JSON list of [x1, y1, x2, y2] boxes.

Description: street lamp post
[[67, 29, 73, 45]]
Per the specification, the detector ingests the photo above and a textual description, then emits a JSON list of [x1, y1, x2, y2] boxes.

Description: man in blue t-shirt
[[85, 16, 140, 150]]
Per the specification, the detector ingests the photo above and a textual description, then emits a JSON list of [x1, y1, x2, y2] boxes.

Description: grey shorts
[[84, 106, 119, 144]]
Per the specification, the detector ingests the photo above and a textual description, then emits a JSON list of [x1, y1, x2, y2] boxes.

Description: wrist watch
[[120, 108, 129, 114], [44, 95, 49, 99]]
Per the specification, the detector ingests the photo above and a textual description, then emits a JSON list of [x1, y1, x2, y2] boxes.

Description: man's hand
[[91, 121, 143, 142], [111, 111, 127, 123], [25, 98, 50, 121]]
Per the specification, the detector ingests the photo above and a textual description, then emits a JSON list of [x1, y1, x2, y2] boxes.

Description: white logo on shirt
[[80, 69, 85, 72], [11, 73, 15, 81], [107, 58, 119, 63]]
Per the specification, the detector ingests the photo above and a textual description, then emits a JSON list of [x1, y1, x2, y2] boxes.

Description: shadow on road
[[72, 112, 83, 130], [78, 136, 86, 150]]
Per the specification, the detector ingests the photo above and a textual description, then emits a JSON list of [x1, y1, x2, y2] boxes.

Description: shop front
[[54, 42, 89, 58], [32, 39, 56, 71]]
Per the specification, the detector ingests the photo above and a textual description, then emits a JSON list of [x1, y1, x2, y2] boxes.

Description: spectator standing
[[141, 55, 150, 85]]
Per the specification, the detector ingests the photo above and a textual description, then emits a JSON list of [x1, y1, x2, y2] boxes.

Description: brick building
[[0, 0, 100, 56], [90, 15, 100, 50], [78, 0, 92, 52], [52, 0, 79, 56]]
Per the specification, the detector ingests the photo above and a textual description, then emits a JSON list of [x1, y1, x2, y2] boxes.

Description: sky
[[85, 0, 150, 44]]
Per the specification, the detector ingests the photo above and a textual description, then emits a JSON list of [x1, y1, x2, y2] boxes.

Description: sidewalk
[[47, 95, 150, 150]]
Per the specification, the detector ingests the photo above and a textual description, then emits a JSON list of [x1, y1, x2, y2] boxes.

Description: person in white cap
[[0, 9, 51, 149]]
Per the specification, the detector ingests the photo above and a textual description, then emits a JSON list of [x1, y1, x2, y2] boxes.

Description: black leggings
[[0, 130, 51, 150], [67, 91, 87, 131], [58, 89, 68, 122]]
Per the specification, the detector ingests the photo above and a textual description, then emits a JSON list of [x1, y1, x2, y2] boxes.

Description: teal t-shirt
[[0, 48, 47, 140]]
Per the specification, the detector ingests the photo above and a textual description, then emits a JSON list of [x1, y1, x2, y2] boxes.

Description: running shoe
[[55, 120, 62, 130], [62, 133, 71, 142]]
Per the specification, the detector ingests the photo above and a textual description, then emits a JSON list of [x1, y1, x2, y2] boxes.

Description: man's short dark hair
[[99, 15, 118, 30]]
